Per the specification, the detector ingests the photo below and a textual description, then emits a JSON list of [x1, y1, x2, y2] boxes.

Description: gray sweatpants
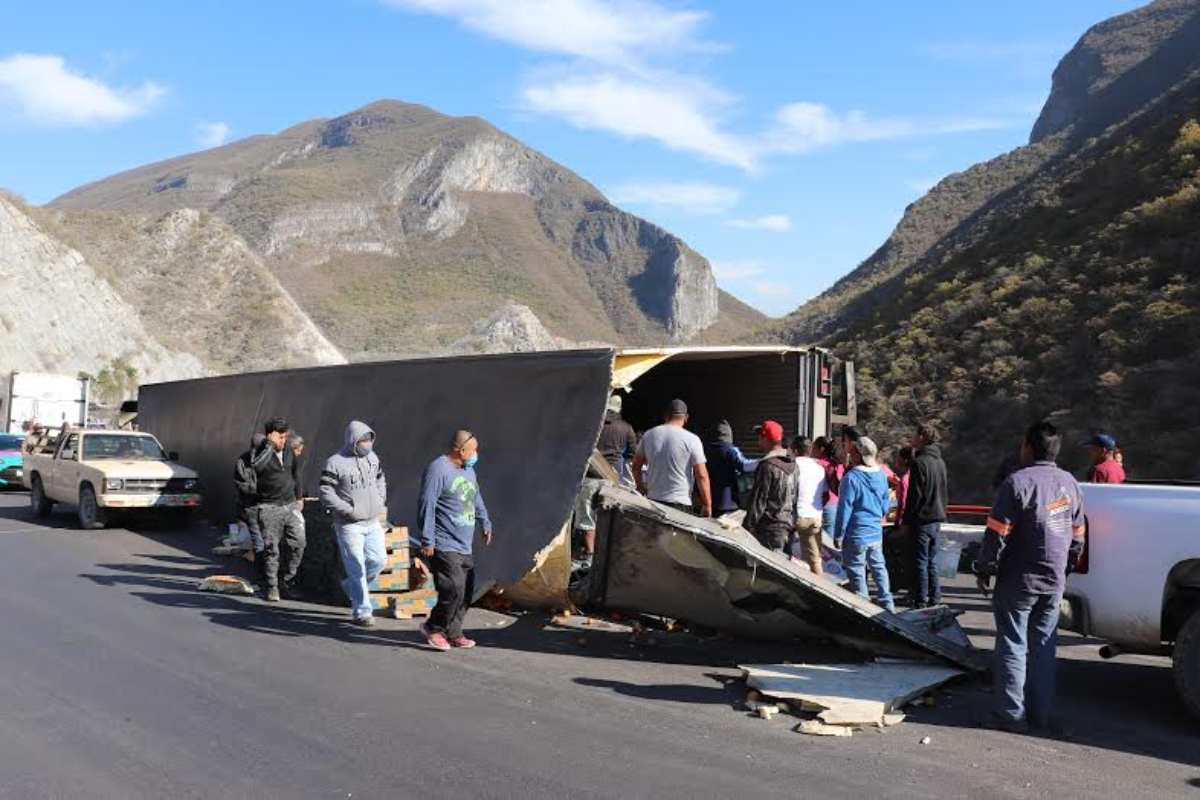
[[256, 503, 307, 590]]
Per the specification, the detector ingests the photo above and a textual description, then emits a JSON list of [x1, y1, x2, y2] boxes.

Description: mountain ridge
[[8, 99, 765, 385]]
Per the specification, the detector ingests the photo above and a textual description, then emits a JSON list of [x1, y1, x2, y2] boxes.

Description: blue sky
[[1, 1, 1142, 315]]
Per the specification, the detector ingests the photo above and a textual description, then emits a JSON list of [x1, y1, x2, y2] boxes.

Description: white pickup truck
[[23, 429, 202, 529], [1061, 482, 1200, 719]]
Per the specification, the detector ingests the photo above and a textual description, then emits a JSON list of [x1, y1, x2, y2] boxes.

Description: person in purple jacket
[[833, 436, 895, 613], [416, 429, 494, 652]]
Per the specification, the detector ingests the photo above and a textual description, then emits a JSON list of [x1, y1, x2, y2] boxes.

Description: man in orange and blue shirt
[[974, 421, 1085, 733]]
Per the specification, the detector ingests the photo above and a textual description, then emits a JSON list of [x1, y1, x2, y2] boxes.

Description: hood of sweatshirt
[[919, 443, 943, 460], [342, 420, 376, 455]]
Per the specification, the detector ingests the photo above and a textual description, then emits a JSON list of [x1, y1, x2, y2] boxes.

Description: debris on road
[[740, 661, 963, 730], [920, 736, 932, 745], [796, 719, 853, 737], [588, 485, 987, 670], [198, 575, 255, 595]]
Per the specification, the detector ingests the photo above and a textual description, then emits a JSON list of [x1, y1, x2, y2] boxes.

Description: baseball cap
[[1082, 433, 1117, 450], [607, 394, 623, 413], [856, 435, 879, 466], [753, 420, 784, 444], [667, 398, 688, 416]]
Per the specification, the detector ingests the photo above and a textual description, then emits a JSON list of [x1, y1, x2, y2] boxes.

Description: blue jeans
[[993, 587, 1061, 727], [914, 522, 942, 605], [841, 538, 894, 612], [335, 519, 386, 620], [821, 501, 838, 538]]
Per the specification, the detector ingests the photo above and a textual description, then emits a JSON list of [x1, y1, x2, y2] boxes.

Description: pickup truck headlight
[[104, 478, 124, 491]]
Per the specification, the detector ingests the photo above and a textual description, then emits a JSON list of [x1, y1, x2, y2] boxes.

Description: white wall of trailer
[[1, 372, 90, 433]]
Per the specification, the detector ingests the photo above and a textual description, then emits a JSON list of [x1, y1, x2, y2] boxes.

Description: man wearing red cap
[[743, 420, 798, 552]]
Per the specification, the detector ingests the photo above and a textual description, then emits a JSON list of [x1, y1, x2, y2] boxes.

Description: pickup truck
[[1061, 482, 1200, 720], [23, 429, 202, 529]]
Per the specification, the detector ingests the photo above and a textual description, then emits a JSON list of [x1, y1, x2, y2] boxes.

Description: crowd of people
[[232, 416, 493, 652], [228, 401, 1127, 727], [595, 397, 1128, 732]]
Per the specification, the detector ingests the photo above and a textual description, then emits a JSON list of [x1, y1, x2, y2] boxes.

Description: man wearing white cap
[[832, 436, 895, 613]]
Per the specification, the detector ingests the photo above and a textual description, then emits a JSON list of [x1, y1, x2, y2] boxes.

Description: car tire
[[1174, 607, 1200, 722], [30, 475, 53, 518], [78, 484, 108, 530]]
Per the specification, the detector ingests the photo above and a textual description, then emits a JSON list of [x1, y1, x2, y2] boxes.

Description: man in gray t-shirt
[[633, 399, 712, 517]]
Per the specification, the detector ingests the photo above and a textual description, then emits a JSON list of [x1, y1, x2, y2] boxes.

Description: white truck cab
[[1062, 482, 1200, 719]]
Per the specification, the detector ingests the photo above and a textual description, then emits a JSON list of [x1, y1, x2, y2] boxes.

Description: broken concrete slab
[[587, 485, 987, 670], [796, 719, 854, 737], [741, 662, 963, 727]]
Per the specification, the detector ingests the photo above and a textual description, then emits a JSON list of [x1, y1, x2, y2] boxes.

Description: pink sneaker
[[449, 635, 476, 649], [420, 623, 450, 652]]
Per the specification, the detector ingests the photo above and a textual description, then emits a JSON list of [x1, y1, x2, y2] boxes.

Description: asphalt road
[[1, 491, 1197, 799]]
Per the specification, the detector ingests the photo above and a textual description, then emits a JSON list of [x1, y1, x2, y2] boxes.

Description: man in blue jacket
[[974, 420, 1084, 733], [319, 420, 388, 627], [833, 436, 895, 613], [417, 429, 494, 652]]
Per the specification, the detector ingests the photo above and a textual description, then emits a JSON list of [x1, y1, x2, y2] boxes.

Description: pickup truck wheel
[[1174, 608, 1200, 721], [30, 476, 53, 518], [78, 485, 108, 530]]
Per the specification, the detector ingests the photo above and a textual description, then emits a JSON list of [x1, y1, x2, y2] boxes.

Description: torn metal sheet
[[587, 485, 986, 670], [742, 662, 962, 727]]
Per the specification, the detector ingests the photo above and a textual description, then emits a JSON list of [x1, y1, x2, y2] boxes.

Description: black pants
[[913, 522, 942, 605], [754, 525, 790, 552], [429, 551, 475, 639], [256, 503, 307, 590]]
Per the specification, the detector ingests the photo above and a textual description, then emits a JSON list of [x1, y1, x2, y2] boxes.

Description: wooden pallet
[[370, 588, 437, 619]]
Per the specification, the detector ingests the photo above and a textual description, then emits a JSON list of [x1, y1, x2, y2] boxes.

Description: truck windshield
[[81, 434, 167, 461], [0, 434, 23, 451]]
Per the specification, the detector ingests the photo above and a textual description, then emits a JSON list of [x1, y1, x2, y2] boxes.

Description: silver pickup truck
[[1061, 482, 1200, 720]]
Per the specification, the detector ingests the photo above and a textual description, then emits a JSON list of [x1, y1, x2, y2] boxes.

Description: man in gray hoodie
[[319, 420, 388, 627]]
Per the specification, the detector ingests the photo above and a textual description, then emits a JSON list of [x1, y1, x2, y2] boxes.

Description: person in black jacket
[[742, 420, 796, 552], [251, 417, 304, 602], [903, 421, 948, 607], [234, 433, 266, 553], [705, 420, 758, 516]]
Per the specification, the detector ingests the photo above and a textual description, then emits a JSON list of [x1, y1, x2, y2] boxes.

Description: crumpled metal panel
[[138, 349, 614, 593], [587, 485, 986, 670]]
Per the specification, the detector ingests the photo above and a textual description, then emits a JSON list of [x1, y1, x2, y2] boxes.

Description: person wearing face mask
[[416, 429, 495, 652], [319, 420, 388, 627]]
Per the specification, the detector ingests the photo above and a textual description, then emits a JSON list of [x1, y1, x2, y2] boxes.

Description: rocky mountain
[[51, 100, 762, 362], [0, 194, 204, 383], [763, 0, 1200, 496]]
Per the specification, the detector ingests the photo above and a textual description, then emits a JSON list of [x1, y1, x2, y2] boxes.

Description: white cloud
[[384, 0, 714, 67], [711, 259, 765, 280], [386, 1, 1019, 171], [727, 214, 791, 233], [195, 121, 231, 148], [763, 102, 1013, 155], [609, 180, 740, 215], [0, 53, 164, 126], [522, 72, 756, 170], [748, 280, 795, 298]]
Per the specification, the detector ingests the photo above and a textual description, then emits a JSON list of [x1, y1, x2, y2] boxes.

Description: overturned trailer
[[585, 485, 986, 670], [137, 346, 854, 598]]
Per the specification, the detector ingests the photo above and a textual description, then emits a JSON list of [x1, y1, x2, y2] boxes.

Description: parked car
[[0, 433, 25, 488], [1062, 482, 1200, 720], [22, 429, 202, 529]]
